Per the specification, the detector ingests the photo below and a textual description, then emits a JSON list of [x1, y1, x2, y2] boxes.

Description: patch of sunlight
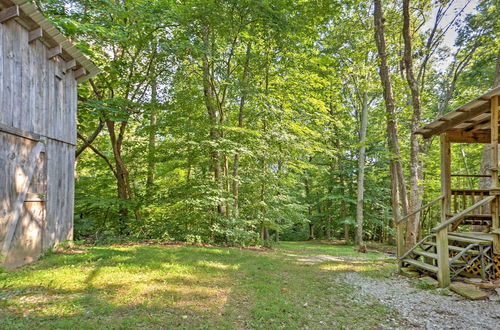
[[104, 279, 230, 313], [197, 260, 239, 270], [319, 262, 379, 273], [169, 285, 230, 311], [4, 292, 86, 317]]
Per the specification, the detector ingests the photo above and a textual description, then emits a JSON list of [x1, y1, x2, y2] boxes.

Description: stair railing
[[396, 195, 444, 258], [398, 234, 434, 262], [431, 195, 495, 287]]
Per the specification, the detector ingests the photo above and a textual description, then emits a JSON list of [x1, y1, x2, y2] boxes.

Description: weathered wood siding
[[0, 14, 77, 267], [0, 19, 77, 144], [0, 131, 45, 268], [44, 139, 74, 250]]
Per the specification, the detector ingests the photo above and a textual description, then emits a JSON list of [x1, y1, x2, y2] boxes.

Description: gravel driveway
[[339, 271, 500, 329]]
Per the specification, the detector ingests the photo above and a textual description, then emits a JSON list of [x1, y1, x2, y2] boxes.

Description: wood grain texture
[[0, 6, 19, 24], [0, 18, 77, 145], [1, 15, 78, 267], [0, 141, 43, 256]]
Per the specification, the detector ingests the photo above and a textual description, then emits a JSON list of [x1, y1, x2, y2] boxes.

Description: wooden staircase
[[400, 232, 495, 280], [449, 214, 492, 230]]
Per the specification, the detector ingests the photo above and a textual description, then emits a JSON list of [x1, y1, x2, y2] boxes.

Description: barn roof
[[416, 86, 500, 141], [0, 0, 99, 82]]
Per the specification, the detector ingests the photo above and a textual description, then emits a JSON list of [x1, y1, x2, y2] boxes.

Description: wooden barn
[[0, 0, 98, 268]]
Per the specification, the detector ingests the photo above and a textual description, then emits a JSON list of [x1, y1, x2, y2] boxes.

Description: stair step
[[413, 250, 437, 259], [422, 242, 480, 255], [413, 250, 468, 264], [447, 233, 491, 245], [402, 259, 438, 273]]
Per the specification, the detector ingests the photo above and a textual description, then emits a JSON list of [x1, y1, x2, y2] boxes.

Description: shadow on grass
[[0, 242, 400, 329]]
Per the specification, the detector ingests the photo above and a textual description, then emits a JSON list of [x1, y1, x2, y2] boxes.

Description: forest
[[2, 0, 500, 328], [37, 0, 499, 246]]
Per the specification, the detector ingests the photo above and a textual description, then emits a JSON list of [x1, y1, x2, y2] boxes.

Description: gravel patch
[[338, 272, 500, 329], [296, 254, 388, 264]]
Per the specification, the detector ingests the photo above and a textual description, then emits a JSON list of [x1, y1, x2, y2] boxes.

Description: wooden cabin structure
[[0, 0, 98, 268], [398, 86, 500, 287]]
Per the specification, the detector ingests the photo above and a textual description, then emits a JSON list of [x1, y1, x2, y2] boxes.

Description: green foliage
[[35, 0, 498, 246]]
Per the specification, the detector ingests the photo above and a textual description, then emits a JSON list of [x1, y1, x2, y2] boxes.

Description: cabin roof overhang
[[416, 86, 500, 142], [0, 0, 99, 82]]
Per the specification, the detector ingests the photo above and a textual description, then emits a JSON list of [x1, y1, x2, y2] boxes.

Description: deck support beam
[[491, 95, 500, 254], [437, 133, 451, 287]]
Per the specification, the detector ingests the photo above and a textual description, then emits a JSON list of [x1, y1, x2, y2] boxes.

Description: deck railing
[[451, 189, 490, 215]]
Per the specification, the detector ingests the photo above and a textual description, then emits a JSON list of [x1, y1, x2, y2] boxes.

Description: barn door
[[0, 128, 46, 268]]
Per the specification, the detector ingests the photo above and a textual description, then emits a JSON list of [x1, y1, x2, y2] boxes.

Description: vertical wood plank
[[436, 228, 451, 287], [12, 22, 22, 129], [491, 95, 500, 254], [441, 134, 451, 217], [20, 23, 29, 132], [2, 20, 14, 127], [0, 21, 4, 121], [437, 133, 451, 287]]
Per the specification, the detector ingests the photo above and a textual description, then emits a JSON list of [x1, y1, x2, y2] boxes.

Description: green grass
[[0, 241, 400, 329]]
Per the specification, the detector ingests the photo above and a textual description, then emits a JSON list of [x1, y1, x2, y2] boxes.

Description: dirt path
[[298, 255, 500, 329]]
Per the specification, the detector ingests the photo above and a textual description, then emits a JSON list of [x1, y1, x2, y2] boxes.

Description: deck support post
[[437, 133, 451, 287], [490, 95, 500, 254]]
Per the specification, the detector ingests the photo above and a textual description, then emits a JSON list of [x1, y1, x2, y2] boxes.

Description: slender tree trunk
[[202, 26, 225, 216], [232, 42, 252, 218], [338, 151, 349, 243], [326, 185, 333, 239], [146, 71, 158, 198], [355, 92, 369, 245], [494, 48, 500, 88], [374, 0, 409, 250], [403, 0, 423, 248], [304, 176, 315, 240]]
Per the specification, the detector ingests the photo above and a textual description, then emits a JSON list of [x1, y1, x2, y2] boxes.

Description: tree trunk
[[232, 42, 252, 218], [403, 0, 423, 248], [202, 26, 225, 216], [338, 152, 349, 243], [106, 120, 135, 233], [355, 92, 369, 245], [146, 70, 158, 198], [304, 176, 315, 240], [494, 48, 500, 88], [374, 0, 409, 251]]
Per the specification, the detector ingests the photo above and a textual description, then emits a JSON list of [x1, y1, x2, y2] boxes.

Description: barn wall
[[0, 131, 46, 268], [0, 15, 78, 266], [44, 139, 75, 250], [0, 19, 77, 145]]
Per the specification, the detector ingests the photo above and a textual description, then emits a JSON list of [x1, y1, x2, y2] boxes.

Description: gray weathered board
[[0, 16, 77, 268]]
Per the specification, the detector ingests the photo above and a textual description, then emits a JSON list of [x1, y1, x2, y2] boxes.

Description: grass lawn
[[0, 241, 399, 329]]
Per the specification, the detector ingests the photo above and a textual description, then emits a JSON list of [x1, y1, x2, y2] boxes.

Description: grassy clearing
[[0, 241, 399, 329]]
